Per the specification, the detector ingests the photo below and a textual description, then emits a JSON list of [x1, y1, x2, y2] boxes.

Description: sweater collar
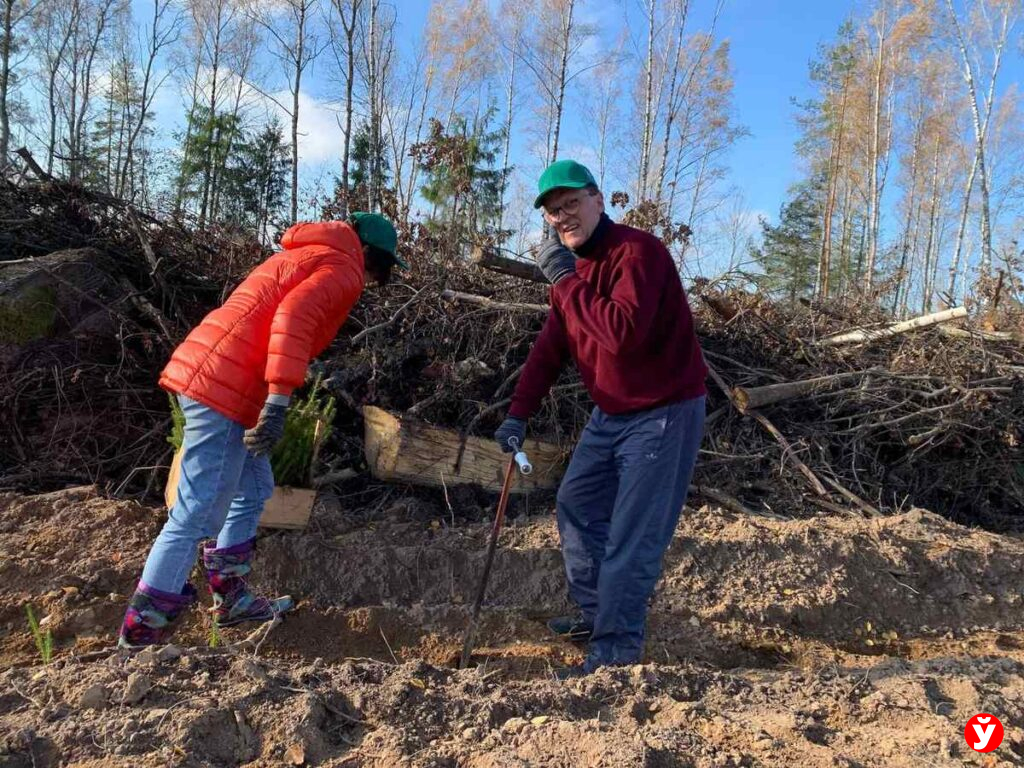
[[572, 213, 613, 259]]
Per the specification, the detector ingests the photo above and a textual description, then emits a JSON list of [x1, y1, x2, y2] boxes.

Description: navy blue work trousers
[[556, 396, 705, 670]]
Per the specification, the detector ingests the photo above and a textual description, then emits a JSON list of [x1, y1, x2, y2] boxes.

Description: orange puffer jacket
[[160, 221, 365, 428]]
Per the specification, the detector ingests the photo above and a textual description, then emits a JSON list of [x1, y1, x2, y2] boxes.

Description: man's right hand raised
[[536, 238, 577, 284]]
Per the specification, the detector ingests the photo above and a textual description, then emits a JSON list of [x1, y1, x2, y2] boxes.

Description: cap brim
[[533, 181, 589, 209], [392, 254, 410, 270]]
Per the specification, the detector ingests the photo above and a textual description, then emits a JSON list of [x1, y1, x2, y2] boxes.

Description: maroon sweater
[[509, 216, 707, 420]]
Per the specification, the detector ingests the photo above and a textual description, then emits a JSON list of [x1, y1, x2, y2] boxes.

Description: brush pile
[[0, 171, 264, 493], [1, 165, 1021, 528]]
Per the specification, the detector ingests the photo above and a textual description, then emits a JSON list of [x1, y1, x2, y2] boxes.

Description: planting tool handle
[[459, 452, 518, 669], [513, 451, 532, 475], [507, 437, 533, 475]]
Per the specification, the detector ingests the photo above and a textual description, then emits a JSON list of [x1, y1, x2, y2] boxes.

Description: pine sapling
[[25, 605, 54, 664]]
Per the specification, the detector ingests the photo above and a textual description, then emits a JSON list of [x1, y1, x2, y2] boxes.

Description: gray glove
[[243, 400, 289, 456], [494, 416, 527, 454], [537, 238, 576, 284]]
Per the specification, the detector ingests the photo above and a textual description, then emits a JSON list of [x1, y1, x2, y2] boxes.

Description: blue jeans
[[556, 397, 705, 670], [139, 395, 274, 593]]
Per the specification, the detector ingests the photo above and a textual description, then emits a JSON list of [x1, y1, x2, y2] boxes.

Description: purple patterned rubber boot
[[202, 539, 294, 628], [118, 582, 197, 648]]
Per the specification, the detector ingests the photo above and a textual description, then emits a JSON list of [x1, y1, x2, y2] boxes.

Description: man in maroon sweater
[[494, 159, 707, 675]]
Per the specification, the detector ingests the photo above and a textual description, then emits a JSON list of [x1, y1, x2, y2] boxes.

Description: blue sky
[[126, 0, 1022, 236], [708, 0, 855, 219], [346, 0, 1019, 221], [372, 0, 859, 221]]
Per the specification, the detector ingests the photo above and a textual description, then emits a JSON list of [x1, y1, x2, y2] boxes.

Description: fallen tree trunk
[[15, 147, 53, 181], [937, 325, 1016, 343], [471, 246, 547, 284], [363, 405, 565, 493], [817, 307, 967, 347], [732, 370, 875, 413], [441, 289, 547, 314]]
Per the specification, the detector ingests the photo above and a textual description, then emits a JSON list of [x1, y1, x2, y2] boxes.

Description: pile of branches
[[319, 242, 1024, 527], [309, 225, 590, 478], [0, 171, 580, 497], [2, 167, 1021, 530], [0, 167, 267, 493], [692, 292, 1024, 528]]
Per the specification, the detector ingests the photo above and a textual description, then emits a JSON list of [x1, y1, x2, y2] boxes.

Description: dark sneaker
[[546, 615, 593, 643], [553, 664, 586, 680]]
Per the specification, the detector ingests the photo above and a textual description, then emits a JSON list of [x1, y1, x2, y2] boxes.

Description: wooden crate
[[164, 449, 317, 530], [363, 406, 566, 493]]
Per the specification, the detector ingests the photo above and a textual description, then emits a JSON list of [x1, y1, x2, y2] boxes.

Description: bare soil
[[1, 487, 1023, 766]]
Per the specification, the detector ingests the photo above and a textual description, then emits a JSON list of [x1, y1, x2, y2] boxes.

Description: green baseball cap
[[534, 159, 598, 209], [349, 211, 408, 269]]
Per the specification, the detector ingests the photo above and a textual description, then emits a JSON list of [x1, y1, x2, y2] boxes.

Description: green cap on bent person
[[534, 159, 598, 209], [349, 211, 409, 270]]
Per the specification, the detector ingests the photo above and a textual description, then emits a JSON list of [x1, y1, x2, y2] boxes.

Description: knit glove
[[243, 397, 290, 457], [536, 238, 576, 284], [494, 416, 527, 454]]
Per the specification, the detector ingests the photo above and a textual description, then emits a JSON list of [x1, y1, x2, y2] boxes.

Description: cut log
[[817, 307, 968, 347], [937, 325, 1015, 342], [441, 289, 547, 314], [732, 370, 875, 413], [363, 406, 566, 493], [471, 245, 547, 283]]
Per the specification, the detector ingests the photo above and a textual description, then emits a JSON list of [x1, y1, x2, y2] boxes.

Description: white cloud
[[552, 143, 602, 174], [140, 64, 344, 171], [575, 1, 624, 64], [265, 89, 344, 169]]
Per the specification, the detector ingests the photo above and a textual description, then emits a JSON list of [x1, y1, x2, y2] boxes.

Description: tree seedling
[[25, 605, 53, 664]]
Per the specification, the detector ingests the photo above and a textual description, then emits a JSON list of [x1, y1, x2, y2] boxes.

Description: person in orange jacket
[[118, 213, 406, 647]]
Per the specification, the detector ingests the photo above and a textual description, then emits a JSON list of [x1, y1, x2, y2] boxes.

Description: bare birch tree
[[943, 0, 1017, 298], [55, 0, 117, 183], [248, 0, 326, 223], [328, 0, 361, 219], [519, 0, 596, 167], [1, 0, 41, 165], [497, 0, 528, 229], [118, 0, 180, 198], [33, 0, 78, 174], [357, 0, 395, 212]]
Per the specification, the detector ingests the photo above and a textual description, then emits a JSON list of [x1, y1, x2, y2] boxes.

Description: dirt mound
[[2, 488, 1024, 764], [0, 488, 161, 661], [3, 488, 1024, 673]]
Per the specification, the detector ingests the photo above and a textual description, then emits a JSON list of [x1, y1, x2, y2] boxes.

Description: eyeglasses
[[542, 191, 594, 223]]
